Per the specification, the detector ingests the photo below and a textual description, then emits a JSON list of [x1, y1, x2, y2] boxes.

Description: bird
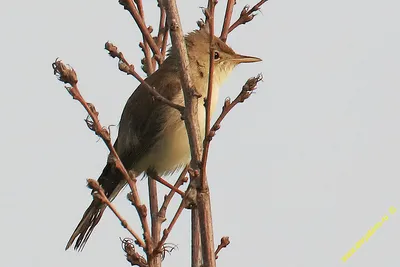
[[66, 27, 261, 251]]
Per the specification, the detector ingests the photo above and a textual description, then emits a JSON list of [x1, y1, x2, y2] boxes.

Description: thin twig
[[191, 209, 202, 267], [201, 0, 217, 190], [156, 1, 166, 47], [215, 236, 230, 259], [148, 177, 159, 237], [155, 1, 168, 65], [52, 59, 153, 254], [148, 177, 161, 267], [158, 166, 189, 220], [160, 28, 169, 62], [105, 42, 185, 114], [120, 0, 162, 63], [135, 0, 145, 16], [132, 2, 162, 258], [135, 0, 156, 74], [228, 0, 268, 33], [153, 198, 186, 255], [148, 172, 185, 197], [140, 41, 155, 75], [220, 0, 235, 42], [209, 75, 263, 142], [88, 179, 146, 248]]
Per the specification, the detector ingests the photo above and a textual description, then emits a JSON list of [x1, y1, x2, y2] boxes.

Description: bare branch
[[160, 28, 169, 63], [156, 1, 167, 48], [196, 2, 219, 267], [201, 0, 217, 190], [158, 166, 189, 220], [191, 209, 202, 267], [119, 0, 162, 63], [105, 42, 185, 114], [220, 0, 236, 42], [209, 75, 263, 141], [147, 170, 185, 197], [134, 0, 145, 16], [155, 1, 168, 65], [228, 0, 268, 33], [153, 199, 186, 255], [148, 177, 161, 267], [135, 0, 156, 74]]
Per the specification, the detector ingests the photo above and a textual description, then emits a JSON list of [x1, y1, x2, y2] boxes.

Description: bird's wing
[[115, 67, 182, 171]]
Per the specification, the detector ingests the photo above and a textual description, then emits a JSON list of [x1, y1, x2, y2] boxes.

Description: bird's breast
[[134, 86, 220, 175]]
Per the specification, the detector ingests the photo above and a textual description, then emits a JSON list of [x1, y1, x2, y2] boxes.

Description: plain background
[[1, 0, 400, 266]]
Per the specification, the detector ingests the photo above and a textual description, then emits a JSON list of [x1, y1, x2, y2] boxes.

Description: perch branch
[[201, 0, 217, 190], [191, 209, 201, 267], [163, 0, 203, 164]]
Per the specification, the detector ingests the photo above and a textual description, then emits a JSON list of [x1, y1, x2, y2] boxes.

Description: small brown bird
[[66, 28, 261, 250]]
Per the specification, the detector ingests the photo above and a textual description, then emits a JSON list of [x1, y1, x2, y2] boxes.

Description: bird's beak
[[232, 54, 262, 64]]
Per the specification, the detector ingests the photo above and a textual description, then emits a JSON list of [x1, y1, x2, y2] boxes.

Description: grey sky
[[1, 0, 400, 266]]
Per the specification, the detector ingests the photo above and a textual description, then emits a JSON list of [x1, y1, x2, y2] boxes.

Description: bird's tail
[[66, 167, 127, 251], [65, 199, 106, 251]]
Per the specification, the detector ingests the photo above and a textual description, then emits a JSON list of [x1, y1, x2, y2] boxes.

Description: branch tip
[[52, 59, 78, 86], [215, 236, 230, 259], [105, 42, 119, 58], [228, 0, 268, 33], [242, 74, 263, 93]]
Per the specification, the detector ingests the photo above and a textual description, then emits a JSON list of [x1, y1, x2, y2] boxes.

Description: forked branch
[[119, 0, 162, 63], [228, 0, 268, 33]]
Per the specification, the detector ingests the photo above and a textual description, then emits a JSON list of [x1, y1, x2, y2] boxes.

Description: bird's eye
[[214, 51, 220, 60]]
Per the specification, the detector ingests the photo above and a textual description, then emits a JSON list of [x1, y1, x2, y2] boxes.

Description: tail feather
[[66, 158, 131, 251], [65, 200, 106, 251], [66, 175, 127, 251]]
